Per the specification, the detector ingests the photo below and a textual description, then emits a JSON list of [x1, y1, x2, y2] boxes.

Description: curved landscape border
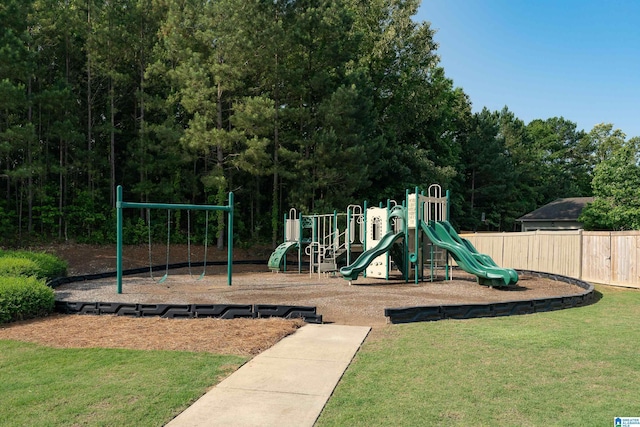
[[49, 266, 595, 325], [49, 260, 322, 323], [384, 270, 596, 324]]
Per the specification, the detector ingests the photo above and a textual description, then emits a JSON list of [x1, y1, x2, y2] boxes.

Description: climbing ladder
[[268, 241, 299, 271]]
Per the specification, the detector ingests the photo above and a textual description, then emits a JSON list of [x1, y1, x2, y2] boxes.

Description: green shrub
[[0, 257, 39, 277], [0, 250, 67, 280], [0, 276, 55, 323]]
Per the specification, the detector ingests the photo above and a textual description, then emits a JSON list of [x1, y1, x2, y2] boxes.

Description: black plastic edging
[[55, 301, 322, 323], [49, 260, 322, 323], [384, 270, 596, 324]]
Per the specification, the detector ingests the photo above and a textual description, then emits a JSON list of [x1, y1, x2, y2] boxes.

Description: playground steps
[[318, 261, 339, 273], [317, 246, 355, 273], [317, 250, 343, 273], [423, 243, 448, 266]]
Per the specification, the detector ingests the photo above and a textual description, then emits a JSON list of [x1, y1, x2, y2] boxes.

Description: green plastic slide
[[268, 241, 299, 271], [340, 231, 404, 281], [438, 221, 499, 267], [421, 221, 518, 287]]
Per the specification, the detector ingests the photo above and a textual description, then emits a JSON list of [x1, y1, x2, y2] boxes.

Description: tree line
[[1, 0, 638, 248]]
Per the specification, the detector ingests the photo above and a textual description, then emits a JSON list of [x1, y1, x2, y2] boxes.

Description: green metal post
[[404, 189, 409, 282], [430, 243, 434, 282], [227, 192, 234, 286], [283, 212, 288, 241], [333, 210, 338, 257], [298, 214, 303, 273], [116, 185, 123, 294], [363, 201, 367, 278], [445, 189, 450, 280], [420, 189, 425, 283], [346, 208, 351, 265], [312, 216, 317, 273], [446, 189, 451, 221], [415, 186, 420, 284], [385, 199, 390, 281], [283, 212, 288, 272]]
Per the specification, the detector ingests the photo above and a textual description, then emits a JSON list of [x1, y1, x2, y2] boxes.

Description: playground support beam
[[446, 189, 450, 280], [346, 208, 352, 266], [298, 212, 303, 273], [363, 200, 368, 278], [116, 185, 234, 293], [414, 186, 420, 284], [386, 200, 391, 281], [282, 212, 287, 273]]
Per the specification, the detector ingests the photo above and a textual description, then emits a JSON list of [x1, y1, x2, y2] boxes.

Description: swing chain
[[147, 208, 170, 283], [187, 210, 209, 280]]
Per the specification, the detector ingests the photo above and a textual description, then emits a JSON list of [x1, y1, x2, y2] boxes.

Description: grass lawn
[[317, 285, 640, 426], [2, 285, 638, 426], [0, 343, 245, 426]]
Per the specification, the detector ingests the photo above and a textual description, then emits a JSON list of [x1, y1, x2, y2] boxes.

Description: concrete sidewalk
[[165, 324, 371, 427]]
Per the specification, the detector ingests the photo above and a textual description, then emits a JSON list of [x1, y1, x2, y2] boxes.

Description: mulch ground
[[0, 243, 587, 355], [0, 314, 302, 356]]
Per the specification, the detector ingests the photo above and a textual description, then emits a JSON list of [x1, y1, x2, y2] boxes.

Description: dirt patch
[[0, 243, 587, 354]]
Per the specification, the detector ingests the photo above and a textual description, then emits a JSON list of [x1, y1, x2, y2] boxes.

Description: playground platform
[[165, 324, 371, 427]]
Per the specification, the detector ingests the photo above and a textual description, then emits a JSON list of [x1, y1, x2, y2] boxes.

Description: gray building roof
[[517, 197, 595, 222]]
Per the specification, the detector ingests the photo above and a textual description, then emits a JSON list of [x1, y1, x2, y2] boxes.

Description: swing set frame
[[115, 185, 234, 294]]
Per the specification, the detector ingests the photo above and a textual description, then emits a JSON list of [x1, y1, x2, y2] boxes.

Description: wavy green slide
[[268, 241, 299, 271], [421, 220, 518, 287], [438, 221, 499, 267], [340, 231, 404, 281]]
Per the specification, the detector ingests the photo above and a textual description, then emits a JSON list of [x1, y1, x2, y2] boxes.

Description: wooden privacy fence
[[459, 230, 640, 289]]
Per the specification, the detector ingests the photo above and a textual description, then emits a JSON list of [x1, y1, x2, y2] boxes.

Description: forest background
[[2, 0, 639, 248]]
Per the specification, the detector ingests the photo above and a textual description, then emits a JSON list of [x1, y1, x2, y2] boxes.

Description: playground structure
[[115, 185, 234, 294], [267, 203, 368, 276], [49, 187, 595, 327], [269, 185, 518, 287], [51, 187, 592, 325]]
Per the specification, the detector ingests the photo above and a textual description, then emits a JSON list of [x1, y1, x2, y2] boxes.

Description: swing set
[[116, 185, 234, 294]]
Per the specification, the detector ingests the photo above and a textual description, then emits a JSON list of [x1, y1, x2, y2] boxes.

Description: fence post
[[609, 232, 613, 285], [578, 229, 583, 281]]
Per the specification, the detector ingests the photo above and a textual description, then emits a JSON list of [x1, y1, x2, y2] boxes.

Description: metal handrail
[[305, 242, 325, 275]]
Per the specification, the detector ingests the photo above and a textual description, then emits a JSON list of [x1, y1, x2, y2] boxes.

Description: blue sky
[[416, 0, 640, 138]]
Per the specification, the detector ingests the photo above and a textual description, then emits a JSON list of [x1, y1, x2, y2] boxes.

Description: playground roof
[[517, 197, 595, 222]]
